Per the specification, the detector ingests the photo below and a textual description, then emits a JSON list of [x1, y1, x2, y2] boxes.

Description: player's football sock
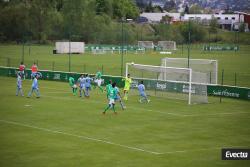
[[20, 90, 24, 96], [98, 86, 103, 92], [104, 105, 111, 112], [112, 104, 116, 112], [120, 101, 125, 110], [123, 94, 128, 100]]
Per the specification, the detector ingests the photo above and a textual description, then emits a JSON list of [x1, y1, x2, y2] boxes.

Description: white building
[[140, 12, 181, 23], [183, 14, 243, 30]]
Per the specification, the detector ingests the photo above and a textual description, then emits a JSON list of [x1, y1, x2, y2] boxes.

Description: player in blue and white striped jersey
[[16, 72, 24, 96], [114, 85, 126, 110], [84, 74, 93, 98], [77, 74, 86, 97], [138, 81, 150, 103], [27, 74, 40, 98]]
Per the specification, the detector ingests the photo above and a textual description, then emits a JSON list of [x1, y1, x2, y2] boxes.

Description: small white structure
[[55, 42, 85, 54], [140, 12, 181, 23]]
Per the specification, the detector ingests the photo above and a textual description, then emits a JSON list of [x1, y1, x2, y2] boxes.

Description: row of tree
[[0, 0, 139, 43], [0, 0, 248, 44]]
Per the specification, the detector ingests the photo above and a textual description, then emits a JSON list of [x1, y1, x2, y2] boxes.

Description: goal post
[[126, 63, 208, 104], [138, 41, 154, 49], [161, 57, 218, 84], [157, 41, 176, 50]]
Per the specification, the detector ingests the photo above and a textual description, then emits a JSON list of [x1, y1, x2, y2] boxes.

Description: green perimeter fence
[[0, 66, 249, 101]]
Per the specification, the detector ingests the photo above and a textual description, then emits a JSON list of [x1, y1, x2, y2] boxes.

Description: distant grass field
[[0, 76, 250, 167], [0, 44, 249, 87]]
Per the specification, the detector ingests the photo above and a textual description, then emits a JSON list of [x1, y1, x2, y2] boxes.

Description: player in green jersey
[[103, 82, 117, 114], [69, 75, 77, 95], [105, 80, 112, 99]]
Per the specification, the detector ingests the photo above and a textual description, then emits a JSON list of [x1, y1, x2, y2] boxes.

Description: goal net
[[126, 63, 208, 104], [161, 58, 218, 84], [138, 41, 154, 49], [158, 41, 176, 50]]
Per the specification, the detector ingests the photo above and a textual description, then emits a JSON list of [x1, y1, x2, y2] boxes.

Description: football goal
[[126, 63, 208, 104], [138, 41, 154, 49], [161, 58, 218, 84], [158, 41, 176, 50]]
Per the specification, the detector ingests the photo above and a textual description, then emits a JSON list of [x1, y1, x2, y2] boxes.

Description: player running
[[105, 80, 112, 99], [103, 82, 118, 114], [69, 75, 77, 95], [77, 74, 86, 97], [122, 74, 132, 101], [114, 84, 126, 110], [94, 70, 104, 92], [27, 74, 40, 98], [138, 81, 150, 103], [84, 74, 93, 98], [16, 72, 24, 96]]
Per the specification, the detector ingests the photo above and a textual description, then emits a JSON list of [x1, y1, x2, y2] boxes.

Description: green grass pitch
[[0, 76, 249, 167]]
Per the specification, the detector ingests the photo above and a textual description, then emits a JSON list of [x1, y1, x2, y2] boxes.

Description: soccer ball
[[131, 62, 134, 65]]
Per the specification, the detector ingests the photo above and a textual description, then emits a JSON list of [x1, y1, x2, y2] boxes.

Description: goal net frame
[[126, 63, 195, 105], [138, 41, 154, 49], [158, 41, 176, 50], [161, 57, 218, 84]]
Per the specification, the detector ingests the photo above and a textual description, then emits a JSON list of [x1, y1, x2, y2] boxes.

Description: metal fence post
[[220, 69, 224, 103], [210, 71, 212, 84]]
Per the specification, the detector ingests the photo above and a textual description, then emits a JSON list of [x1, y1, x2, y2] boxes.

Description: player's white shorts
[[94, 79, 103, 86], [109, 98, 115, 105], [79, 84, 85, 89], [72, 84, 77, 89]]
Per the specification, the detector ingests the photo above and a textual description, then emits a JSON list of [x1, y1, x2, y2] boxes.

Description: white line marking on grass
[[0, 120, 161, 155], [24, 104, 32, 107]]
